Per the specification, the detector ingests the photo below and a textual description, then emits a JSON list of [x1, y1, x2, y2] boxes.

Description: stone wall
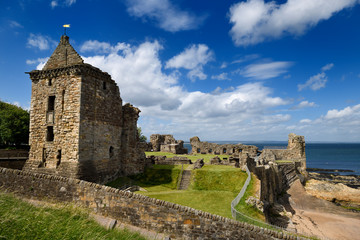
[[147, 155, 192, 165], [190, 136, 258, 158], [257, 133, 306, 176], [0, 167, 300, 240], [24, 35, 146, 183], [150, 134, 187, 154]]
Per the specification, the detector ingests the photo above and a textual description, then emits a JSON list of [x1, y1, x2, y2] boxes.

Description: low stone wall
[[148, 155, 192, 165], [0, 159, 26, 170], [0, 167, 300, 240]]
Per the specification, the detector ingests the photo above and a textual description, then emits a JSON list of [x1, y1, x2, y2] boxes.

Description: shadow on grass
[[106, 165, 181, 190]]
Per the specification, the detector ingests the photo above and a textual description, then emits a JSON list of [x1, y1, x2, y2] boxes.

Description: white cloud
[[82, 39, 291, 140], [51, 0, 76, 8], [9, 20, 23, 28], [80, 40, 130, 54], [240, 61, 292, 80], [165, 44, 214, 81], [50, 1, 58, 8], [300, 119, 312, 124], [324, 104, 360, 120], [229, 0, 358, 46], [321, 63, 334, 72], [27, 34, 56, 51], [298, 63, 334, 91], [125, 0, 205, 32], [211, 73, 230, 81], [26, 57, 49, 70], [293, 101, 316, 109], [287, 104, 360, 142]]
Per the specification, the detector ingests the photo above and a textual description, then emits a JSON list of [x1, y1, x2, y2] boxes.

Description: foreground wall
[[0, 167, 300, 240]]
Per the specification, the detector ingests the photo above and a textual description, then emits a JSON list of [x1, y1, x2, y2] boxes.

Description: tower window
[[48, 96, 55, 111], [56, 149, 61, 167], [48, 79, 52, 86], [109, 146, 114, 158], [46, 126, 54, 141], [103, 81, 107, 90]]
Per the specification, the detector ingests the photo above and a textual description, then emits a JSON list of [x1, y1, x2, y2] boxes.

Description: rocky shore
[[306, 168, 360, 211], [307, 168, 360, 189]]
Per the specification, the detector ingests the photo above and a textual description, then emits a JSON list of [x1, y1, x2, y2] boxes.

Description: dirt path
[[287, 180, 360, 240]]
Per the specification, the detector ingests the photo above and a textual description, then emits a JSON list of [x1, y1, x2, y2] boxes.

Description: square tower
[[25, 35, 145, 183]]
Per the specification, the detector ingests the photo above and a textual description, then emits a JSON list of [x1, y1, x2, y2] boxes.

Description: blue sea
[[183, 142, 360, 175]]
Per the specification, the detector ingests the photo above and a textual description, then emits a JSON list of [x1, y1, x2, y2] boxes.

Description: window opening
[[48, 96, 55, 111], [61, 90, 65, 112], [47, 126, 54, 141], [48, 79, 52, 86], [197, 148, 200, 153], [103, 81, 107, 90], [209, 148, 212, 153], [109, 146, 114, 158], [56, 150, 61, 167], [223, 148, 227, 154]]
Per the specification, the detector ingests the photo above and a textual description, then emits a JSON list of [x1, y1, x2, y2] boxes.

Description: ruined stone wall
[[120, 104, 146, 176], [24, 68, 82, 178], [257, 133, 306, 175], [0, 167, 298, 240], [190, 136, 258, 157], [77, 67, 123, 183], [150, 134, 187, 154]]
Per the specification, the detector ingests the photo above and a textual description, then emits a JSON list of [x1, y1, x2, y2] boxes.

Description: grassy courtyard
[[107, 164, 264, 221]]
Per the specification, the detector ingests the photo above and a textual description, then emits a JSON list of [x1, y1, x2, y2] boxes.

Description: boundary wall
[[0, 167, 301, 240]]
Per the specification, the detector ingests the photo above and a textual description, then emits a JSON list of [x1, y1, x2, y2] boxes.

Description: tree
[[0, 101, 29, 147], [137, 127, 147, 143]]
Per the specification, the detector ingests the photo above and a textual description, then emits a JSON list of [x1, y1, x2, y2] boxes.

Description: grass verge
[[0, 192, 146, 240]]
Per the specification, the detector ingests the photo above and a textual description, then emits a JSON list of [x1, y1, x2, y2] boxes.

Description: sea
[[183, 142, 360, 175]]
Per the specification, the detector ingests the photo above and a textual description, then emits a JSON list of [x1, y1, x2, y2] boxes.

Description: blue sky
[[1, 0, 360, 142]]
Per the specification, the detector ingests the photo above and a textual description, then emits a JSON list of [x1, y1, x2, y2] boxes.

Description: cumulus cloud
[[292, 101, 316, 110], [27, 34, 56, 50], [324, 104, 360, 120], [81, 39, 291, 140], [165, 44, 214, 81], [240, 61, 292, 80], [26, 57, 49, 70], [298, 63, 334, 91], [289, 104, 360, 142], [229, 0, 358, 46], [125, 0, 205, 32]]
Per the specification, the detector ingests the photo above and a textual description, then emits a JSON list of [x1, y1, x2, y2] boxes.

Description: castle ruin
[[24, 35, 145, 183], [149, 134, 188, 154]]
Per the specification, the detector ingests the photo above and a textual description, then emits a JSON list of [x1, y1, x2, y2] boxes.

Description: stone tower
[[24, 35, 145, 183]]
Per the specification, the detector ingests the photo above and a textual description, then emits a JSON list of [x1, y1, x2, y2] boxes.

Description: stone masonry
[[24, 35, 145, 183], [190, 136, 259, 157], [149, 134, 188, 154]]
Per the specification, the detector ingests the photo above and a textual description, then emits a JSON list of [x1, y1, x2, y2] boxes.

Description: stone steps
[[178, 170, 191, 190]]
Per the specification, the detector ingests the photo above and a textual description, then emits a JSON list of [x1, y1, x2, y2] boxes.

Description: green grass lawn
[[108, 164, 266, 225], [145, 151, 229, 163], [109, 164, 255, 219], [0, 192, 147, 240]]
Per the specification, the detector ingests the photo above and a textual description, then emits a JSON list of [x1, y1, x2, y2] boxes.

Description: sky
[[1, 0, 360, 142]]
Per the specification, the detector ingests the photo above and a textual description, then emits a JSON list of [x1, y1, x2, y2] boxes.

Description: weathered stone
[[24, 35, 145, 183], [193, 159, 204, 170], [149, 134, 188, 154], [190, 136, 259, 159]]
